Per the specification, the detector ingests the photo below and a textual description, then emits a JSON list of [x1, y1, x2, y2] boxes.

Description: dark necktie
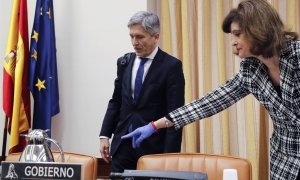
[[134, 57, 148, 100]]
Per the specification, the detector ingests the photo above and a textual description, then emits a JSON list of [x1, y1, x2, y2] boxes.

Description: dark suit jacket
[[100, 48, 185, 156]]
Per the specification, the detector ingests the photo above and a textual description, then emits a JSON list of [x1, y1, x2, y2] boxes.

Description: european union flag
[[28, 0, 59, 135]]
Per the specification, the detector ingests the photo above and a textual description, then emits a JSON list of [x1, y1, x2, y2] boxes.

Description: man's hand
[[121, 123, 156, 148], [99, 138, 111, 163]]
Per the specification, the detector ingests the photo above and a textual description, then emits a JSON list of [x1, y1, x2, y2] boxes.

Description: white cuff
[[99, 136, 109, 139]]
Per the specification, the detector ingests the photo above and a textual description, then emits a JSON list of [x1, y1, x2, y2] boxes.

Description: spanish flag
[[3, 0, 31, 153]]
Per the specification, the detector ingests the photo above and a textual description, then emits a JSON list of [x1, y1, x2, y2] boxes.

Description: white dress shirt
[[131, 46, 157, 98]]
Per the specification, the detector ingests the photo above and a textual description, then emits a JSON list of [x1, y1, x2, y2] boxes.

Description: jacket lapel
[[122, 53, 136, 102], [257, 61, 297, 120], [279, 46, 295, 111], [134, 48, 165, 104], [259, 64, 282, 103]]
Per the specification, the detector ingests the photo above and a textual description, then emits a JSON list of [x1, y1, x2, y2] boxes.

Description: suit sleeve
[[169, 65, 250, 130], [99, 58, 123, 138], [164, 60, 185, 152]]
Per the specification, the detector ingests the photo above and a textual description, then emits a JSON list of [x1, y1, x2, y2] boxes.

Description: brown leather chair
[[5, 151, 98, 180], [137, 153, 252, 180]]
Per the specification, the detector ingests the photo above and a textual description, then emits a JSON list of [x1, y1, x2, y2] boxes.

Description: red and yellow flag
[[3, 0, 31, 153]]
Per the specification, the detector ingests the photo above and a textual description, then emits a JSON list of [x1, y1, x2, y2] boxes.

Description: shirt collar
[[138, 46, 158, 60]]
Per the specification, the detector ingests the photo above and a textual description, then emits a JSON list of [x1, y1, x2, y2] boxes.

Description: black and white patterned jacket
[[169, 40, 300, 180]]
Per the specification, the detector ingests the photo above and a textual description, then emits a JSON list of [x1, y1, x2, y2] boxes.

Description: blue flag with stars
[[28, 0, 59, 134]]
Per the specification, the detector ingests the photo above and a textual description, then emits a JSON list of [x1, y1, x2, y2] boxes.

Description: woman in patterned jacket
[[122, 0, 299, 179]]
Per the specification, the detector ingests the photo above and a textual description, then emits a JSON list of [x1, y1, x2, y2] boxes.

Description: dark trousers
[[110, 138, 144, 173]]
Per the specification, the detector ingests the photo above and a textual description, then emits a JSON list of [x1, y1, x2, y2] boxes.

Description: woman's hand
[[121, 123, 156, 148]]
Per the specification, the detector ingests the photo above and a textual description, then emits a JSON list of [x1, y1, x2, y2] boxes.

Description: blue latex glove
[[121, 123, 156, 148]]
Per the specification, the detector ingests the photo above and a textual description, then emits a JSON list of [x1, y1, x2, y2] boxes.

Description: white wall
[[0, 0, 147, 157]]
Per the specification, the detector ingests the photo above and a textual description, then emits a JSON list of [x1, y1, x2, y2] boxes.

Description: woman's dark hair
[[222, 0, 298, 58]]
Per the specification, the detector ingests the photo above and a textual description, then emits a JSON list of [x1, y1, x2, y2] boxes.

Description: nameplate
[[1, 161, 82, 180]]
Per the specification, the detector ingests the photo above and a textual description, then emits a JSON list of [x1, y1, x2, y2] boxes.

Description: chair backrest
[[5, 151, 98, 180], [137, 153, 252, 180]]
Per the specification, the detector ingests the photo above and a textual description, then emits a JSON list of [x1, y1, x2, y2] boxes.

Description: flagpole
[[1, 116, 8, 161]]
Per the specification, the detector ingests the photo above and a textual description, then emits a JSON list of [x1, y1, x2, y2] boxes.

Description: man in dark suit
[[99, 11, 185, 173]]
